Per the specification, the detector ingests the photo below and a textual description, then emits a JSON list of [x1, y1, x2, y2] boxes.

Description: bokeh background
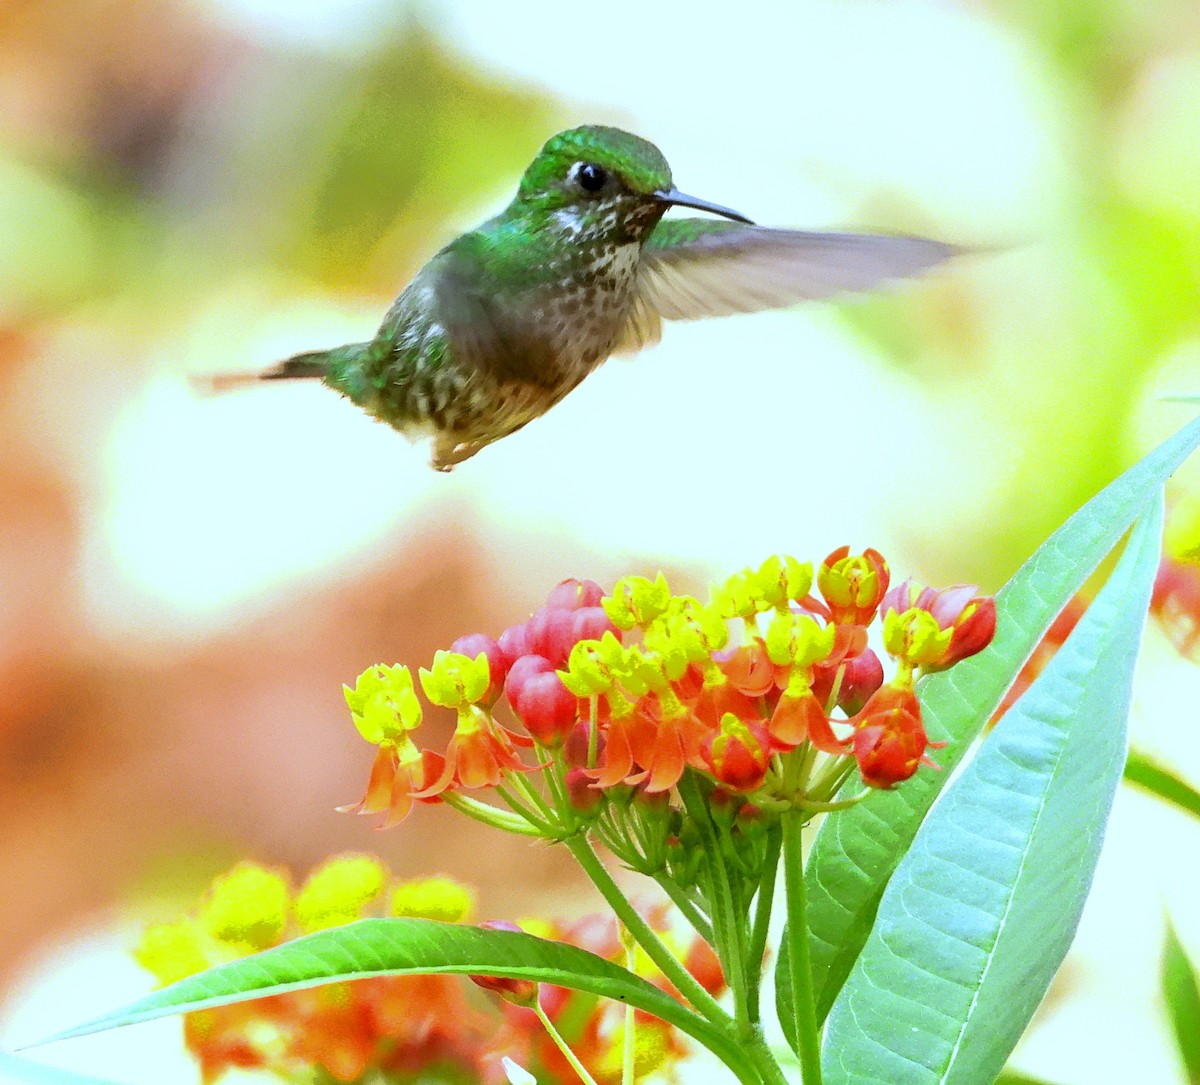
[[2, 0, 1199, 1081]]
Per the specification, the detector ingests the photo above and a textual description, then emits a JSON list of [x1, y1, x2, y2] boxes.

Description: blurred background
[[1, 0, 1199, 1081]]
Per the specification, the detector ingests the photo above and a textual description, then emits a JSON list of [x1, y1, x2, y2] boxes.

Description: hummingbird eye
[[573, 162, 608, 193]]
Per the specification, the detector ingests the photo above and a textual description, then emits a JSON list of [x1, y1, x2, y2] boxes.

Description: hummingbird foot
[[431, 436, 486, 472]]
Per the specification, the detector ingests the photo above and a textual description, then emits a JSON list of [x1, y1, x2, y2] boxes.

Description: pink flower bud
[[496, 623, 530, 671], [503, 654, 554, 707], [545, 578, 604, 611], [525, 607, 578, 666], [471, 922, 538, 1005], [836, 648, 885, 715], [514, 671, 578, 745], [565, 767, 602, 814], [570, 605, 619, 645]]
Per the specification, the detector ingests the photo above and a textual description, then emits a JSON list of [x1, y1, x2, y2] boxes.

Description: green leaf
[[1125, 748, 1200, 821], [782, 412, 1200, 1031], [819, 496, 1163, 1084], [1163, 921, 1200, 1084], [993, 1073, 1062, 1085], [35, 918, 749, 1078]]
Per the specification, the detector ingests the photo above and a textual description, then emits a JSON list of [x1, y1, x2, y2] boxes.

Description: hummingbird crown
[[514, 125, 674, 242]]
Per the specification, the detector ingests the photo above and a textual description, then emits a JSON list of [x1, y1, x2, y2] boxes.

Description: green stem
[[746, 1029, 795, 1085], [653, 874, 714, 946], [534, 999, 602, 1085], [677, 774, 751, 1036], [505, 764, 559, 821], [744, 824, 782, 1026], [563, 834, 727, 1025], [782, 812, 823, 1085], [492, 785, 556, 834], [621, 925, 637, 1085], [441, 793, 546, 836]]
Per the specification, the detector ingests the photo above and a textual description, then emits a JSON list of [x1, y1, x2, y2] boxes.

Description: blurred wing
[[613, 220, 960, 355]]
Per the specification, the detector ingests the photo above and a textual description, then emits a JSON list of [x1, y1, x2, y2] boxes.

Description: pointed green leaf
[[1163, 921, 1200, 1084], [35, 918, 749, 1078], [782, 413, 1200, 1031], [993, 1073, 1062, 1085], [1125, 748, 1200, 821], [819, 496, 1162, 1084]]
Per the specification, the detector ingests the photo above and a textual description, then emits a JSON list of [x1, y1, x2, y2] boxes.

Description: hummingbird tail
[[199, 350, 335, 395]]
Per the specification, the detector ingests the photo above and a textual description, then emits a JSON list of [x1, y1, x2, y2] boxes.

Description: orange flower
[[336, 738, 445, 828], [414, 709, 530, 797], [626, 692, 711, 793], [881, 579, 997, 670], [768, 687, 846, 754], [817, 546, 890, 626], [851, 683, 943, 789], [718, 634, 777, 696]]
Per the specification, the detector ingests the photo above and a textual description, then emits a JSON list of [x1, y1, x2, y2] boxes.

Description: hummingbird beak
[[655, 187, 755, 225]]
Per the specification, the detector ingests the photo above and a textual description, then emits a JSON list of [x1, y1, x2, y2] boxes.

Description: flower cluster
[[135, 857, 720, 1085], [341, 551, 996, 831]]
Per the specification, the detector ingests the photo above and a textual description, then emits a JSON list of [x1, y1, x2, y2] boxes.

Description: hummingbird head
[[515, 125, 753, 245]]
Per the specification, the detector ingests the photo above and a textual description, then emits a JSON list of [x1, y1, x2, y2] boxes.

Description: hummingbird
[[212, 125, 958, 471]]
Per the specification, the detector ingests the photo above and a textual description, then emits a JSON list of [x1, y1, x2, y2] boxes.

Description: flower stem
[[563, 833, 727, 1025], [652, 874, 714, 947], [677, 774, 751, 1036], [744, 823, 782, 1026], [781, 812, 823, 1085], [441, 793, 546, 836], [533, 999, 602, 1085], [620, 924, 638, 1085]]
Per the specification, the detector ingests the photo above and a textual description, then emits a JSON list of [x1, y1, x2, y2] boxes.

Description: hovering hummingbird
[[213, 125, 958, 471]]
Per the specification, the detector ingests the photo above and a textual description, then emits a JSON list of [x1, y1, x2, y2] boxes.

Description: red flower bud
[[701, 715, 771, 793], [835, 648, 885, 715], [514, 670, 578, 745], [562, 716, 602, 768], [564, 766, 602, 814], [570, 605, 620, 645], [496, 623, 530, 671], [545, 577, 604, 611], [471, 922, 538, 1005], [525, 607, 578, 666], [937, 592, 997, 667], [503, 654, 554, 706]]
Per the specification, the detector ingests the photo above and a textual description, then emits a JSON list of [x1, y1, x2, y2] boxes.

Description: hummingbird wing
[[614, 220, 960, 354]]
